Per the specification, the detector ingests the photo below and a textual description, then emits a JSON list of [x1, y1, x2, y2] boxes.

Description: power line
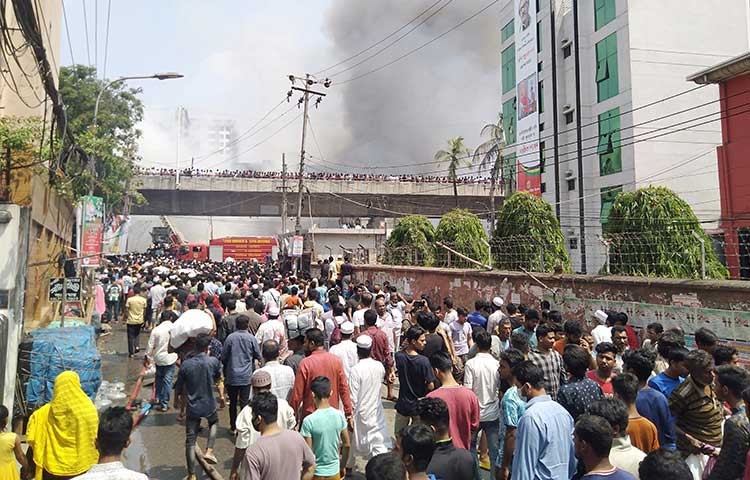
[[94, 0, 97, 72], [193, 98, 289, 161], [315, 0, 445, 75], [102, 0, 112, 78], [61, 0, 75, 64], [327, 0, 455, 79], [335, 0, 499, 85], [81, 0, 91, 65]]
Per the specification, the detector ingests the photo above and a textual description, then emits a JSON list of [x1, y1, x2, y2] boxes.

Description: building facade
[[689, 53, 750, 279], [499, 0, 750, 273]]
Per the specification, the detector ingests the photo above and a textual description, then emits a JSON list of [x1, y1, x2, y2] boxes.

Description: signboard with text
[[48, 277, 82, 302], [515, 0, 541, 196], [291, 235, 304, 257], [80, 196, 104, 267]]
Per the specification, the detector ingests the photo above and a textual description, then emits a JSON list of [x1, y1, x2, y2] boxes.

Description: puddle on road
[[122, 427, 152, 473]]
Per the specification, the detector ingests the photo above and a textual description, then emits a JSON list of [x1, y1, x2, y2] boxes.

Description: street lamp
[[89, 72, 183, 194], [93, 72, 183, 127]]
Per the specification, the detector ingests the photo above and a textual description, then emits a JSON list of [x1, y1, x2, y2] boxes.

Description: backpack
[[329, 319, 342, 346], [283, 307, 318, 340], [107, 283, 121, 302]]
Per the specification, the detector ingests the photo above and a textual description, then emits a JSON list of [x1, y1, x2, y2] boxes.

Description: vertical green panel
[[501, 20, 515, 42], [502, 45, 516, 94], [503, 98, 517, 145], [502, 153, 517, 194], [596, 32, 618, 102], [538, 80, 544, 113], [598, 107, 621, 175], [600, 185, 623, 230], [595, 0, 616, 30], [537, 22, 542, 53]]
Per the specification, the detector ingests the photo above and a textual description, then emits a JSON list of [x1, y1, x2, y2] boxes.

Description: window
[[563, 43, 572, 58], [600, 185, 623, 231], [595, 33, 619, 102], [539, 141, 546, 173], [565, 110, 574, 124], [595, 0, 616, 31], [503, 98, 517, 144], [541, 182, 546, 193], [538, 61, 543, 72], [539, 122, 545, 132], [536, 0, 541, 11], [569, 237, 578, 250], [501, 20, 514, 42], [502, 153, 517, 194], [567, 178, 576, 191], [598, 107, 621, 175], [537, 22, 542, 53], [502, 45, 516, 94], [539, 80, 545, 114]]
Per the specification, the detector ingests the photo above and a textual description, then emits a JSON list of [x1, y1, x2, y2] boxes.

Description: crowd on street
[[134, 166, 493, 185], [5, 252, 750, 480]]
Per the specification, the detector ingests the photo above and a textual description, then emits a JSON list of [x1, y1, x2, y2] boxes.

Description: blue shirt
[[512, 395, 577, 480], [174, 352, 221, 418], [636, 387, 675, 449], [648, 372, 684, 400], [513, 326, 538, 349], [498, 386, 526, 464], [221, 330, 261, 386], [300, 407, 347, 477], [467, 311, 488, 329]]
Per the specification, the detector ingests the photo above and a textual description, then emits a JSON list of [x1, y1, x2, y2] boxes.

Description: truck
[[208, 237, 278, 262]]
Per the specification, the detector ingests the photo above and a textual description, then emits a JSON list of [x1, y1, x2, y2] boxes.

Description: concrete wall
[[354, 264, 750, 353]]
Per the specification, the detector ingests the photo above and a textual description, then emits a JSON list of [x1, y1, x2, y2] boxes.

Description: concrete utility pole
[[281, 153, 288, 235], [287, 74, 330, 234]]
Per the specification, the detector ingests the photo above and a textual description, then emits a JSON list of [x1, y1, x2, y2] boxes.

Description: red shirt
[[359, 326, 394, 369], [586, 370, 615, 397], [289, 349, 353, 421], [426, 385, 480, 450]]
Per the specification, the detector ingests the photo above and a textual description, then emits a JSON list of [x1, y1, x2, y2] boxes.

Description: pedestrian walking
[[222, 316, 261, 433], [125, 285, 147, 357], [257, 340, 295, 401], [145, 310, 179, 411]]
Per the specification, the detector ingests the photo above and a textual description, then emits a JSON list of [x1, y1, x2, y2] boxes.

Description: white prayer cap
[[594, 309, 608, 324], [492, 297, 504, 307], [356, 335, 372, 349], [340, 322, 354, 335]]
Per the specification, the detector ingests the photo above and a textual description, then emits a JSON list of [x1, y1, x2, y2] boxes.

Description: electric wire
[[314, 0, 445, 75], [102, 0, 112, 79], [81, 0, 90, 65], [61, 0, 75, 65]]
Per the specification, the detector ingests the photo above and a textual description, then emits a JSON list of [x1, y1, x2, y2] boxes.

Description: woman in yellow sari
[[26, 371, 99, 480]]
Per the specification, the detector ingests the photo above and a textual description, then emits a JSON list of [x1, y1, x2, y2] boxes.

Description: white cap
[[340, 322, 355, 335], [594, 309, 608, 324], [338, 296, 346, 306], [492, 297, 504, 307], [268, 306, 280, 317], [356, 335, 373, 349]]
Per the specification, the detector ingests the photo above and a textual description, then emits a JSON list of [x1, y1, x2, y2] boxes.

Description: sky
[[58, 0, 502, 175]]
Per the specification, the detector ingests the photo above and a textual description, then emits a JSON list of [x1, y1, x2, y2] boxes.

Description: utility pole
[[287, 74, 330, 234], [281, 153, 288, 235], [176, 106, 183, 187]]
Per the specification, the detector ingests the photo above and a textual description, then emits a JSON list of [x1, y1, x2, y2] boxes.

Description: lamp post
[[89, 72, 183, 194]]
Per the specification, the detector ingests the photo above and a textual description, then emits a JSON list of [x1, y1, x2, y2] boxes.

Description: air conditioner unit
[[562, 104, 574, 114], [560, 38, 572, 49]]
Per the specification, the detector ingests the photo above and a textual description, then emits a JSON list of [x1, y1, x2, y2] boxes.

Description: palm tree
[[434, 136, 471, 207], [472, 115, 505, 231]]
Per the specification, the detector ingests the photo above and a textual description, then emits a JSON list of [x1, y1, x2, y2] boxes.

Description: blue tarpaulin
[[25, 326, 101, 406]]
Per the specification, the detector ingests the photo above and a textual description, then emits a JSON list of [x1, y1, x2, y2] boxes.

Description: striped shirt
[[668, 375, 723, 452]]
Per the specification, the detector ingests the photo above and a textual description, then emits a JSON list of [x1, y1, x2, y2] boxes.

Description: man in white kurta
[[346, 336, 392, 472], [329, 322, 359, 378]]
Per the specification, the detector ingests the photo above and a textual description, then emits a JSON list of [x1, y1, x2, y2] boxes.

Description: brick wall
[[354, 265, 750, 351]]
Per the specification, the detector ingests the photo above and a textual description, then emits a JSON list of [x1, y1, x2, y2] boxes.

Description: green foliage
[[384, 215, 436, 267], [493, 191, 571, 272], [606, 186, 728, 279], [58, 65, 144, 212], [434, 136, 472, 205], [473, 117, 505, 231], [435, 209, 489, 268], [0, 116, 43, 151]]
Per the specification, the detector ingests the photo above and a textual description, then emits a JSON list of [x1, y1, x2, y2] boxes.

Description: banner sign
[[103, 215, 130, 255], [291, 235, 304, 257], [515, 0, 541, 196], [80, 196, 104, 267], [48, 277, 82, 302], [517, 162, 542, 196]]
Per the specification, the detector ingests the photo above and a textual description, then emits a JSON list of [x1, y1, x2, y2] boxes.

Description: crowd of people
[[6, 251, 750, 480], [134, 166, 493, 185]]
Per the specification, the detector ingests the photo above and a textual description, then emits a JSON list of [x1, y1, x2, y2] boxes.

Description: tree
[[493, 191, 570, 272], [58, 65, 144, 211], [383, 215, 436, 267], [434, 136, 471, 207], [606, 186, 728, 279], [435, 209, 489, 268], [472, 116, 505, 232]]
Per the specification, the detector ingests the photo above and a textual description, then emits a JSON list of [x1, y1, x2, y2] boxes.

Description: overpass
[[132, 175, 499, 217]]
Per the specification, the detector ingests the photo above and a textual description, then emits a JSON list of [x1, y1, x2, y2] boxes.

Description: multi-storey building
[[499, 0, 750, 273]]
